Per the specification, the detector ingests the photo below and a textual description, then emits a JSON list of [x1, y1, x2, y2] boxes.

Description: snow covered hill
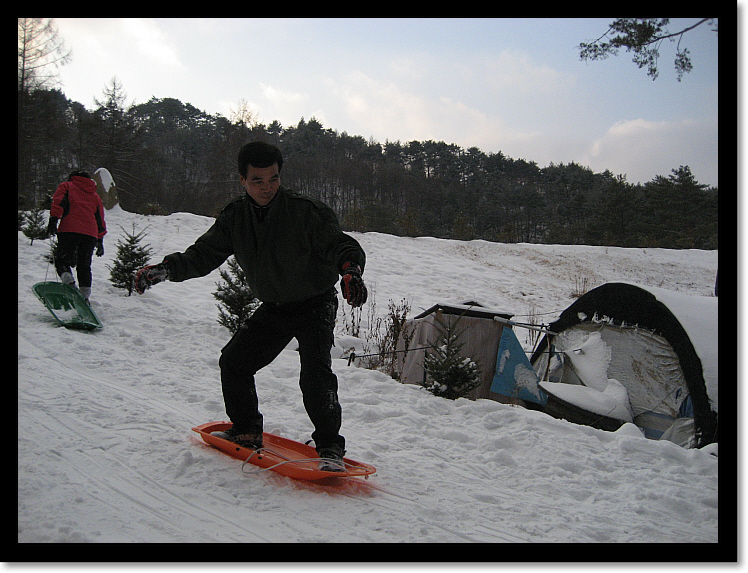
[[18, 205, 720, 547]]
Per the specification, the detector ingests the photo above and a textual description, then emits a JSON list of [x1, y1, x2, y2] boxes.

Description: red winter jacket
[[50, 176, 107, 240]]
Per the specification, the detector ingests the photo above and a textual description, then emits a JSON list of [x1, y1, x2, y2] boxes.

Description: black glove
[[134, 263, 170, 294], [47, 217, 58, 238], [96, 239, 104, 257], [340, 263, 367, 307]]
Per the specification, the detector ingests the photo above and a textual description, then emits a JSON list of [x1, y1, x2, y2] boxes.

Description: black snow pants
[[55, 232, 97, 288], [218, 288, 344, 452]]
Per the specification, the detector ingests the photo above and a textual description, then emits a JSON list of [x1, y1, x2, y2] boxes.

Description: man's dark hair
[[237, 142, 283, 177]]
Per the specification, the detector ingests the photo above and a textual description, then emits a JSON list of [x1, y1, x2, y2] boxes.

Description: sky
[[52, 18, 720, 187]]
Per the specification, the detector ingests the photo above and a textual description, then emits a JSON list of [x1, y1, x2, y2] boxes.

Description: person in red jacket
[[47, 171, 107, 303]]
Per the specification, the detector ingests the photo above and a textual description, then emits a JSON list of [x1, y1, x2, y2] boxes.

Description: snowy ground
[[18, 205, 723, 551]]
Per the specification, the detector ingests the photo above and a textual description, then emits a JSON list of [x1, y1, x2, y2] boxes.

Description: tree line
[[18, 81, 717, 250]]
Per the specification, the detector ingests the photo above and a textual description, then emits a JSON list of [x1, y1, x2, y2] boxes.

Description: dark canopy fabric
[[531, 283, 717, 448]]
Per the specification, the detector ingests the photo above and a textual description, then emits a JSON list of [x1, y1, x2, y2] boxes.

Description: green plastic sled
[[32, 281, 103, 330]]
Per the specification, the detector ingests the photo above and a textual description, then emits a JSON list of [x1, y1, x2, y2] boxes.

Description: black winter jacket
[[164, 188, 366, 304]]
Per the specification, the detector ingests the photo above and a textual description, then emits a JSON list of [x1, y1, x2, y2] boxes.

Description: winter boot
[[210, 427, 263, 449], [317, 445, 346, 472], [60, 271, 76, 287], [79, 286, 92, 303]]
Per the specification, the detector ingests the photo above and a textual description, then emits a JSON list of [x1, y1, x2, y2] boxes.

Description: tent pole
[[492, 315, 557, 336]]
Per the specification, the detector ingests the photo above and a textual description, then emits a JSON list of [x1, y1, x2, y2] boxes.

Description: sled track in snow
[[42, 359, 552, 542], [19, 357, 279, 542], [55, 360, 203, 425], [333, 479, 532, 543], [30, 408, 273, 542]]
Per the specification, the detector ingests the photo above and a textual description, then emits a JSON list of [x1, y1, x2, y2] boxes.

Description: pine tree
[[421, 313, 482, 400], [213, 256, 260, 334], [107, 224, 153, 295], [42, 237, 62, 267], [22, 207, 48, 245]]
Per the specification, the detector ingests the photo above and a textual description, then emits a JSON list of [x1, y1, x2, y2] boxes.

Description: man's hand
[[95, 239, 104, 257], [340, 263, 367, 307], [134, 263, 169, 294]]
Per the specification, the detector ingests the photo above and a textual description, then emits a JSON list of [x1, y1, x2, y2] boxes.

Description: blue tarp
[[490, 327, 546, 406]]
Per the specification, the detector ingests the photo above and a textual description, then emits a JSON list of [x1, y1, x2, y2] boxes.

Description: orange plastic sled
[[192, 421, 376, 481]]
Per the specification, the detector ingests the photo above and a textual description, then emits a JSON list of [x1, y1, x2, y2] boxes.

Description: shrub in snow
[[213, 256, 260, 334], [107, 224, 153, 296], [22, 207, 48, 245], [421, 313, 481, 400], [361, 297, 413, 379]]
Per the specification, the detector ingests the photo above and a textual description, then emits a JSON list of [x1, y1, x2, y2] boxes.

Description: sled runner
[[32, 281, 103, 330], [192, 421, 376, 481]]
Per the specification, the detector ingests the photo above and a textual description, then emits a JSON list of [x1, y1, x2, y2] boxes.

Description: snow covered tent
[[395, 302, 517, 401], [92, 167, 118, 210], [530, 283, 718, 449]]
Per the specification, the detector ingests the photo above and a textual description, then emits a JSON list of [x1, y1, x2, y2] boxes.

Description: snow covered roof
[[629, 283, 718, 411]]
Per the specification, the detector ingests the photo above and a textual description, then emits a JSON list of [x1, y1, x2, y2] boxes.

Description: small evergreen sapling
[[22, 207, 49, 245], [107, 224, 153, 295], [213, 256, 260, 334], [421, 312, 481, 400]]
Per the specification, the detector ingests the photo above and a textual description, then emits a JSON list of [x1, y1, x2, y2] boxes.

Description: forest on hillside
[[18, 81, 718, 250]]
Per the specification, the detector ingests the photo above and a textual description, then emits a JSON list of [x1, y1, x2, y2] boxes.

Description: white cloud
[[325, 70, 542, 150], [55, 18, 187, 106], [326, 71, 429, 139], [388, 57, 428, 81], [260, 83, 308, 105], [120, 18, 184, 68], [318, 50, 577, 157], [582, 118, 718, 185], [257, 84, 311, 126], [484, 50, 576, 95]]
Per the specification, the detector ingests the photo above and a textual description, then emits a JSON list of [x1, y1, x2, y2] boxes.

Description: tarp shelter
[[92, 167, 118, 210], [530, 283, 718, 449], [490, 324, 548, 407], [396, 302, 518, 401]]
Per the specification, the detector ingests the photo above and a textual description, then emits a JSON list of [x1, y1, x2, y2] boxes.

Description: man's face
[[240, 163, 280, 206]]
